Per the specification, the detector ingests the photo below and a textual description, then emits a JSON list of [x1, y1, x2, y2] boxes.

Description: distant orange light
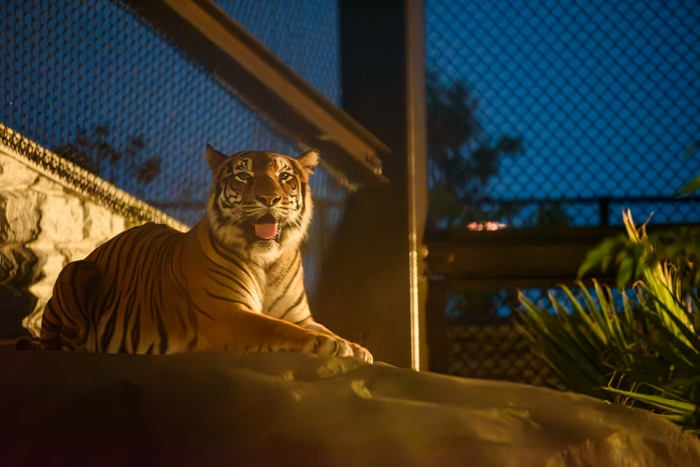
[[466, 221, 507, 231]]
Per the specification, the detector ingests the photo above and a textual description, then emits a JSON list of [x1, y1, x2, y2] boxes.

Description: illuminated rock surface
[[1, 346, 698, 466], [0, 148, 129, 336]]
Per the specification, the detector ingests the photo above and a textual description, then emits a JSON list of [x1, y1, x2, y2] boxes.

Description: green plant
[[578, 213, 700, 297], [587, 139, 700, 291], [517, 209, 700, 433]]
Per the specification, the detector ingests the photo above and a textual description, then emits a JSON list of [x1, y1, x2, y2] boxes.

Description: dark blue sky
[[0, 0, 343, 294], [426, 0, 700, 226], [1, 0, 343, 224], [3, 0, 699, 231]]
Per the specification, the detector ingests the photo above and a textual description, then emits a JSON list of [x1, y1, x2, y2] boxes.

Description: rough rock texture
[[0, 152, 128, 337], [1, 347, 698, 467]]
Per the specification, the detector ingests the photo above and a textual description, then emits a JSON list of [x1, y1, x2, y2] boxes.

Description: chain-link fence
[[212, 0, 341, 106], [447, 319, 563, 389], [1, 0, 344, 295], [431, 274, 649, 384], [426, 0, 700, 229], [437, 286, 633, 387]]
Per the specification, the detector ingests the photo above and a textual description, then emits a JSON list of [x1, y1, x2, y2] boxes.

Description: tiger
[[40, 145, 373, 363]]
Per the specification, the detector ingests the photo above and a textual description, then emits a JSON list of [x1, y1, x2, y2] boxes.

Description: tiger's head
[[204, 145, 319, 263]]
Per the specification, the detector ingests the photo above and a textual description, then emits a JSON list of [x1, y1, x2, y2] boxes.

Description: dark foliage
[[53, 127, 162, 187], [519, 212, 700, 434], [426, 72, 524, 229]]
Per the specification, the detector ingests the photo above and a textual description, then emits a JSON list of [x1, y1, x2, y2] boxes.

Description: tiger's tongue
[[254, 214, 278, 239], [254, 223, 278, 239]]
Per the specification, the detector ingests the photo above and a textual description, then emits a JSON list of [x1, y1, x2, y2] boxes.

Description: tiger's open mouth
[[246, 213, 282, 244]]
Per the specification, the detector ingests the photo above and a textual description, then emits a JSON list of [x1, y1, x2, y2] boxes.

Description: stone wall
[[0, 125, 187, 339], [0, 153, 128, 337]]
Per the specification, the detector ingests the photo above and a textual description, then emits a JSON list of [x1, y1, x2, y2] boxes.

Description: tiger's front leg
[[195, 308, 357, 358]]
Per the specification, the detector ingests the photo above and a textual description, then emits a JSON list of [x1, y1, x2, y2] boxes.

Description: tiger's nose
[[256, 194, 281, 207]]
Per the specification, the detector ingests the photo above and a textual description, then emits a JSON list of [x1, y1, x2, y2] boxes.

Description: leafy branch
[[518, 210, 700, 433], [54, 126, 162, 187], [426, 72, 524, 229]]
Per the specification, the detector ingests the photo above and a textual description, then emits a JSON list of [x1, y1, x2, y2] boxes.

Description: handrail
[[119, 0, 391, 185]]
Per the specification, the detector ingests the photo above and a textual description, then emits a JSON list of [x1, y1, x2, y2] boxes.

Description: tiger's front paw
[[310, 336, 373, 363], [302, 335, 373, 363], [277, 327, 353, 358], [274, 324, 372, 362], [306, 334, 355, 358], [350, 343, 373, 364]]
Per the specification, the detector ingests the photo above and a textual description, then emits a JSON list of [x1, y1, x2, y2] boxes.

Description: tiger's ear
[[205, 144, 228, 171], [296, 149, 320, 175]]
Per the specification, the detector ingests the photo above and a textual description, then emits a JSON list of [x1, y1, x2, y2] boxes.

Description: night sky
[[427, 0, 700, 226], [2, 0, 698, 231]]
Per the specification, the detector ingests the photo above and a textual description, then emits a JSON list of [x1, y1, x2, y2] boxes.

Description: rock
[[0, 347, 697, 466]]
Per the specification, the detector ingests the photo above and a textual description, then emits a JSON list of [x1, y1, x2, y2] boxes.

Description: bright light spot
[[466, 221, 507, 231]]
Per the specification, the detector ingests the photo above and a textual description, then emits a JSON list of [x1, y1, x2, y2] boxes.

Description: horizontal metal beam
[[424, 227, 624, 290], [119, 0, 390, 185], [426, 223, 700, 290]]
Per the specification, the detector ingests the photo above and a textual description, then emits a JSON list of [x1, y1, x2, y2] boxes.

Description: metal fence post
[[312, 0, 427, 368]]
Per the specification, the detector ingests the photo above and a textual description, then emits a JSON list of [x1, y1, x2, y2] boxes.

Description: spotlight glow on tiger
[[40, 146, 373, 363]]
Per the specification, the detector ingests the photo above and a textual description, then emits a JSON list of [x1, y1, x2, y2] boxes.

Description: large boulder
[[1, 346, 698, 466]]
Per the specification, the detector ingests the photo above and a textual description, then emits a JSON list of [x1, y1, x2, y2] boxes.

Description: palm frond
[[518, 209, 700, 433]]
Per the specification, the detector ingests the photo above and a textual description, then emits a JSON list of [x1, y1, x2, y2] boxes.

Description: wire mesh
[[426, 0, 700, 229], [1, 0, 345, 296], [439, 285, 639, 385], [447, 320, 562, 388], [440, 291, 563, 387], [212, 0, 341, 106]]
